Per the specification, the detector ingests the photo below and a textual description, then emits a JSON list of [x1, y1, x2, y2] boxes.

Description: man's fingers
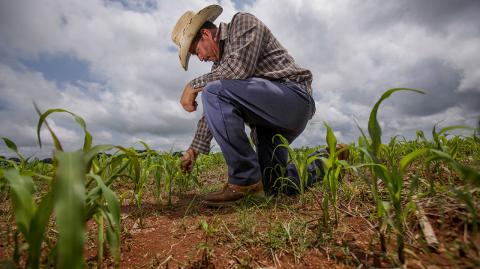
[[181, 158, 194, 173], [180, 149, 197, 173], [182, 104, 196, 112], [193, 87, 203, 93], [181, 162, 190, 173]]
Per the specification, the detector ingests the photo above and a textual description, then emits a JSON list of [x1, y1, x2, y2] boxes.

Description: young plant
[[273, 134, 322, 199], [1, 106, 124, 268], [320, 123, 346, 230], [160, 154, 180, 205], [356, 88, 427, 265], [426, 147, 480, 234], [425, 124, 478, 182], [1, 137, 27, 170], [197, 219, 217, 267]]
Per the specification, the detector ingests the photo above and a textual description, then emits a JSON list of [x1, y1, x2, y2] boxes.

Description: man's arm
[[190, 13, 266, 89], [180, 83, 203, 112], [181, 115, 212, 173], [190, 115, 213, 154]]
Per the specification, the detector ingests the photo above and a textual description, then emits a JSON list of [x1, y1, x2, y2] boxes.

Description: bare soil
[[1, 169, 479, 268]]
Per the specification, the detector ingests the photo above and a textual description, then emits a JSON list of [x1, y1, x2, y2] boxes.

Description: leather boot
[[202, 181, 264, 207]]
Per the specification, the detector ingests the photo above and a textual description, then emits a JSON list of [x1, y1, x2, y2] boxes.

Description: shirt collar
[[218, 22, 228, 41], [214, 22, 227, 62]]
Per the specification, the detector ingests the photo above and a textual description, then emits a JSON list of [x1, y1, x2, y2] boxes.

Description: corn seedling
[[1, 137, 27, 171], [198, 219, 217, 266], [356, 88, 427, 265], [319, 122, 347, 231], [273, 134, 322, 200], [0, 106, 125, 268], [160, 154, 180, 205], [426, 146, 480, 235]]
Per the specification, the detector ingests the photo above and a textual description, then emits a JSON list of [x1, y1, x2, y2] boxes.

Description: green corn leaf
[[35, 106, 93, 151], [368, 88, 424, 155], [83, 144, 115, 174], [84, 145, 115, 165], [94, 213, 104, 267], [94, 153, 126, 178], [408, 174, 420, 202], [2, 137, 18, 153], [115, 146, 141, 183], [429, 149, 480, 185], [104, 211, 121, 266], [34, 103, 63, 151], [432, 124, 440, 145], [139, 140, 152, 152], [91, 174, 121, 265], [453, 189, 478, 233], [372, 163, 390, 183], [354, 119, 371, 148], [416, 130, 426, 141], [28, 192, 54, 269], [356, 146, 374, 162], [324, 122, 337, 156], [91, 174, 120, 230], [438, 125, 474, 136], [399, 148, 429, 175], [2, 137, 25, 163], [306, 155, 321, 168], [3, 169, 35, 236], [54, 151, 86, 269]]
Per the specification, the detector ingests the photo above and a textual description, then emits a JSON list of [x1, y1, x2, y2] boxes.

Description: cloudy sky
[[1, 0, 479, 158]]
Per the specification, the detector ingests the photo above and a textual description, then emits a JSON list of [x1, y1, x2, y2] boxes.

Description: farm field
[[1, 89, 479, 268]]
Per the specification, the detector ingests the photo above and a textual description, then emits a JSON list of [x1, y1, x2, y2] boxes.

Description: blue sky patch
[[104, 0, 158, 13], [167, 45, 177, 53], [230, 0, 257, 10], [21, 53, 94, 84]]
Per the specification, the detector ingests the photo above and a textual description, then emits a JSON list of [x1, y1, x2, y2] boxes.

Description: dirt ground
[[99, 194, 366, 268], [1, 171, 479, 268]]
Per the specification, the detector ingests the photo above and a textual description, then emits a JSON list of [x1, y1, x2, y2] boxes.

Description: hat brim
[[179, 5, 222, 71]]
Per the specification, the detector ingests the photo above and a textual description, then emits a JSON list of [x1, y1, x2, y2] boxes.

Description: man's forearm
[[190, 115, 213, 154]]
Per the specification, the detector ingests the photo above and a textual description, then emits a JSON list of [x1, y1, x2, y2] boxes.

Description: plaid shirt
[[189, 12, 313, 154]]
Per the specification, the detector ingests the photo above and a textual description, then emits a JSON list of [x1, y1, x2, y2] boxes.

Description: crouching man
[[171, 5, 319, 206]]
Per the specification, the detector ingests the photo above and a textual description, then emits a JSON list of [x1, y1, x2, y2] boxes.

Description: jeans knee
[[204, 80, 223, 94], [202, 80, 223, 105]]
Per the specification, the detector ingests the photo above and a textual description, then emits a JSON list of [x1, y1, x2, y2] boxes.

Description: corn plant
[[273, 134, 322, 200], [356, 88, 428, 265], [132, 141, 157, 208], [153, 155, 165, 201], [1, 106, 123, 268], [1, 137, 27, 170], [319, 123, 347, 230], [197, 219, 218, 266], [426, 147, 480, 234], [160, 154, 180, 205], [174, 152, 199, 194], [424, 127, 480, 238], [425, 124, 478, 188]]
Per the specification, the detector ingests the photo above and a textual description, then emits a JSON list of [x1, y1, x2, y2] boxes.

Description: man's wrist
[[187, 147, 198, 159]]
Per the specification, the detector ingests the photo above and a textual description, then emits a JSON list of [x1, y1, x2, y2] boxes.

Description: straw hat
[[171, 5, 223, 70]]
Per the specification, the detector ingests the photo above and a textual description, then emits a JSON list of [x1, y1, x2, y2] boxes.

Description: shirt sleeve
[[190, 13, 266, 89], [190, 115, 213, 154]]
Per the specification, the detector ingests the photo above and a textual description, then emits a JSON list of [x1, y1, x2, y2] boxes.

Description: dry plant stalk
[[415, 202, 439, 249]]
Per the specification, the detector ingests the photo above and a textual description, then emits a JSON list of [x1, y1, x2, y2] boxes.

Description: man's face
[[189, 29, 219, 63]]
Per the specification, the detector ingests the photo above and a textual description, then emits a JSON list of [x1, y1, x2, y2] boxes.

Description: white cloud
[[1, 0, 479, 158]]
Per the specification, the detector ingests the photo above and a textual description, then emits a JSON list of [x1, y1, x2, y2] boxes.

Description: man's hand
[[180, 148, 198, 173], [180, 83, 203, 112]]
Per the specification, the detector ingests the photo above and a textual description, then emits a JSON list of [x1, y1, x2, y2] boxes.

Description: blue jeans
[[201, 77, 321, 194]]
